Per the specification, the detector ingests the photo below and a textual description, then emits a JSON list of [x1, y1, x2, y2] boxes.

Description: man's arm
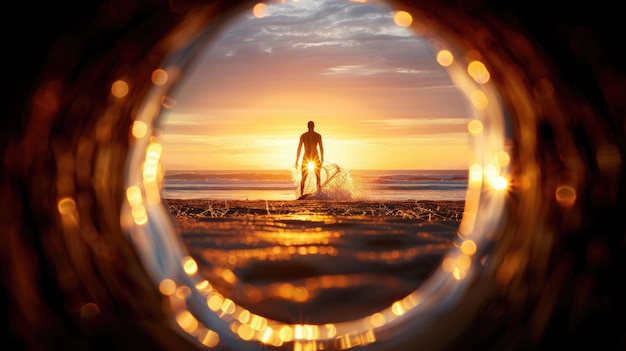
[[296, 136, 303, 167], [318, 135, 324, 164]]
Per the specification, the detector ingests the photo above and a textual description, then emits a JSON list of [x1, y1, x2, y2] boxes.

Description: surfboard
[[297, 193, 313, 200]]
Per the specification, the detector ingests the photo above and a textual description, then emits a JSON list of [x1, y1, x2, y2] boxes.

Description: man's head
[[307, 121, 315, 129]]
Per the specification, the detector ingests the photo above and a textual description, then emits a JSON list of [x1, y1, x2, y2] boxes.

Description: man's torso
[[301, 131, 321, 159]]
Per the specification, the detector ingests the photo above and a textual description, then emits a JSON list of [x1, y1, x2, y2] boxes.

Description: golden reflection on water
[[174, 212, 460, 325]]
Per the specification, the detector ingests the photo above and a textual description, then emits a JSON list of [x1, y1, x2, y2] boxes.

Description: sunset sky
[[158, 0, 472, 171]]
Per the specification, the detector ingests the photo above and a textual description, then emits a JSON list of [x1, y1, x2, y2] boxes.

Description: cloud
[[182, 0, 438, 92], [159, 0, 472, 170]]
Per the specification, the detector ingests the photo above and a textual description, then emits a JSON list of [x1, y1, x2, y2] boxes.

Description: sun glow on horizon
[[158, 0, 473, 171]]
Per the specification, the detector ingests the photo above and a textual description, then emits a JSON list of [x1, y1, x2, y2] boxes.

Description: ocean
[[162, 164, 468, 202]]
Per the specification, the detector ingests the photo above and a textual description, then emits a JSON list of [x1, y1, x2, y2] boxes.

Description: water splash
[[290, 162, 357, 200]]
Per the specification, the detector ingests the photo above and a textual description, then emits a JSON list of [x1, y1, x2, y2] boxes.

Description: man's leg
[[315, 167, 321, 191], [300, 168, 307, 194]]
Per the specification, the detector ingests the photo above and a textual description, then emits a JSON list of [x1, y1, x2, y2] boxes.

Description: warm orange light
[[470, 90, 488, 110], [460, 240, 477, 255], [436, 50, 454, 67], [176, 310, 199, 333], [159, 279, 177, 295], [131, 121, 148, 138], [279, 325, 293, 342], [467, 120, 484, 135], [555, 185, 577, 207], [495, 151, 511, 167], [176, 285, 192, 299], [307, 161, 315, 172], [57, 197, 76, 215], [198, 329, 220, 348], [182, 256, 199, 275], [111, 80, 129, 97], [207, 294, 224, 311], [151, 68, 168, 85], [492, 176, 509, 190], [253, 3, 268, 18], [467, 60, 490, 84], [393, 11, 413, 27]]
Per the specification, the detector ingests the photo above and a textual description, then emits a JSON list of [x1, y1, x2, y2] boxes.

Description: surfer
[[296, 120, 324, 195]]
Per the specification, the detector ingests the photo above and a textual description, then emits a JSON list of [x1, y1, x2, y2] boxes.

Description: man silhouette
[[296, 121, 324, 195]]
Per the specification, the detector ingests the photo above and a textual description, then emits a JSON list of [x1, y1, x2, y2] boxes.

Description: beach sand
[[166, 199, 464, 324]]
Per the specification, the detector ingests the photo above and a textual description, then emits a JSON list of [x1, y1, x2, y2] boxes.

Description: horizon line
[[163, 168, 469, 172]]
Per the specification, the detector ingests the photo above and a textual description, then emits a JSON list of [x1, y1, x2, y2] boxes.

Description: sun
[[307, 161, 316, 172]]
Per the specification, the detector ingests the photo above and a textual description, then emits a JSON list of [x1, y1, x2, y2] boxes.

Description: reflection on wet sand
[[169, 199, 463, 324]]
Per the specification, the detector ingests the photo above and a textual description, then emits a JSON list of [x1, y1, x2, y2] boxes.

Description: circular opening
[[160, 0, 480, 326], [122, 1, 511, 349], [7, 0, 624, 351]]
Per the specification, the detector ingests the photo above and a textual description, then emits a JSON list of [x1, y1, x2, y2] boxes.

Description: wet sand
[[166, 199, 464, 324]]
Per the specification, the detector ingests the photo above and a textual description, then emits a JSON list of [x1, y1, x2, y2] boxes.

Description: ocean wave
[[369, 184, 468, 191], [164, 185, 295, 191], [165, 184, 467, 192], [370, 175, 468, 182], [163, 169, 469, 201], [165, 170, 469, 182], [165, 172, 292, 181]]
